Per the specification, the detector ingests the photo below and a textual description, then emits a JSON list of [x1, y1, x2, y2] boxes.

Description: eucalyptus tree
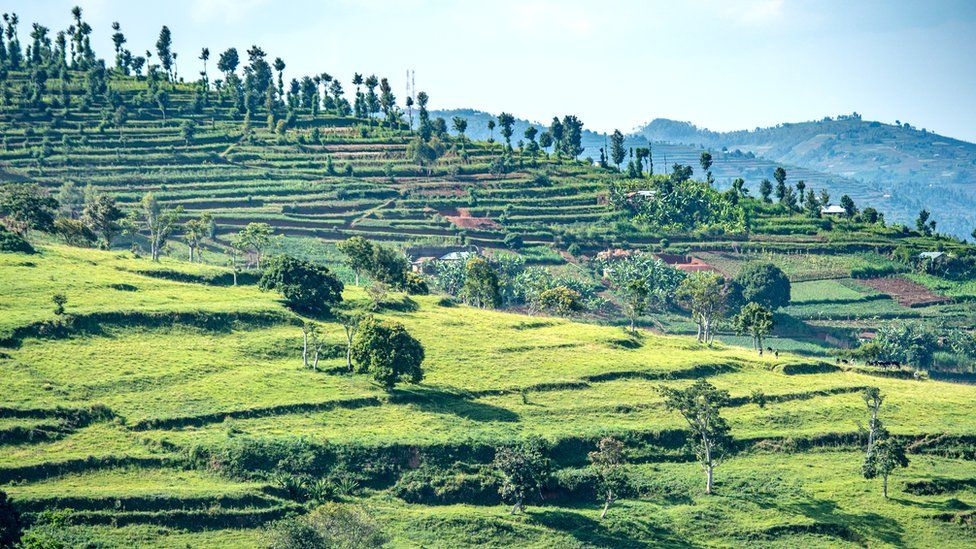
[[155, 26, 173, 79], [497, 112, 515, 149], [379, 77, 396, 127], [364, 74, 380, 124], [660, 380, 732, 495], [128, 193, 183, 261], [610, 129, 625, 168]]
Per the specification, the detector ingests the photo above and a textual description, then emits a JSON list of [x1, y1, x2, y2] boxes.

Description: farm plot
[[861, 276, 952, 308]]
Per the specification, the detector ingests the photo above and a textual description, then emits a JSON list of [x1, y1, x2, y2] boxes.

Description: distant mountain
[[636, 117, 976, 238]]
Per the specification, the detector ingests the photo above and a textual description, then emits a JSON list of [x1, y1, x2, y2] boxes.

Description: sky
[[6, 0, 976, 141]]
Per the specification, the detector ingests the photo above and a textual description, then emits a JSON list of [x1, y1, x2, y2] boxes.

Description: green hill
[[637, 117, 976, 238], [2, 244, 976, 547]]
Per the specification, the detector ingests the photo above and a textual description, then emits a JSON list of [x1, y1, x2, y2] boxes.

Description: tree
[[52, 293, 67, 315], [155, 25, 173, 79], [677, 272, 731, 344], [874, 322, 938, 369], [337, 236, 374, 285], [659, 380, 731, 495], [561, 115, 585, 159], [773, 166, 787, 196], [733, 302, 774, 354], [57, 182, 85, 219], [486, 119, 495, 143], [497, 112, 515, 149], [351, 316, 424, 388], [217, 47, 239, 78], [258, 255, 344, 315], [180, 119, 196, 146], [916, 209, 936, 235], [128, 193, 182, 261], [700, 152, 713, 184], [610, 129, 626, 168], [759, 179, 772, 203], [82, 192, 124, 250], [539, 131, 553, 153], [463, 257, 500, 309], [182, 213, 214, 262], [863, 437, 909, 498], [537, 286, 584, 316], [840, 194, 858, 218], [735, 263, 790, 310], [452, 116, 468, 142], [0, 183, 58, 237], [300, 321, 325, 370], [337, 310, 365, 371], [588, 437, 626, 519], [493, 439, 551, 514], [862, 387, 885, 451], [234, 222, 278, 269]]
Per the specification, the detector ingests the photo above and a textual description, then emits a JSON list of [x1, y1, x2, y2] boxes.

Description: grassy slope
[[2, 244, 976, 547]]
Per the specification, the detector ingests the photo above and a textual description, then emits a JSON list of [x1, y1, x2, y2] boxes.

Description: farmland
[[2, 244, 976, 547]]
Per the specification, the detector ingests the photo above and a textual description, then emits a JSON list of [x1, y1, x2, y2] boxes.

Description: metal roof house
[[820, 204, 847, 215]]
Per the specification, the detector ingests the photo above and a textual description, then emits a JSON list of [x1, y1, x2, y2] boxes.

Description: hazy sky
[[7, 0, 976, 140]]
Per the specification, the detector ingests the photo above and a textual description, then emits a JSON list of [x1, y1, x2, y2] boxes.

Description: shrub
[[351, 316, 424, 388], [404, 272, 429, 295], [0, 226, 34, 254], [0, 491, 22, 548], [259, 255, 344, 315]]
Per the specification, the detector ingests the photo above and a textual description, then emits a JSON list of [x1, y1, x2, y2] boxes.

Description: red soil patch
[[441, 208, 500, 230], [860, 277, 950, 308], [654, 254, 723, 274]]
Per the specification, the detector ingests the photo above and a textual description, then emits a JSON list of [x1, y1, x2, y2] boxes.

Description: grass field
[[2, 244, 975, 546]]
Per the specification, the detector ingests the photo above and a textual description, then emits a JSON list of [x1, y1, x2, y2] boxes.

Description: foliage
[[493, 439, 552, 514], [874, 322, 939, 369], [536, 286, 584, 316], [351, 316, 424, 388], [258, 255, 344, 315], [0, 225, 35, 253], [733, 302, 774, 354], [862, 437, 909, 498], [0, 490, 21, 548], [677, 272, 735, 344], [602, 253, 685, 330], [463, 257, 500, 309], [265, 503, 387, 549], [659, 380, 731, 494], [609, 176, 745, 233], [0, 182, 58, 236], [735, 263, 791, 310], [587, 437, 626, 518]]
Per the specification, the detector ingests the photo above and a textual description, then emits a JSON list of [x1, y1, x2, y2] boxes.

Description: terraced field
[[2, 244, 976, 546]]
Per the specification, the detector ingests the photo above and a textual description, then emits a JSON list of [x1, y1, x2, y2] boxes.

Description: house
[[410, 256, 436, 273], [821, 204, 847, 215], [624, 190, 657, 202], [918, 251, 945, 260]]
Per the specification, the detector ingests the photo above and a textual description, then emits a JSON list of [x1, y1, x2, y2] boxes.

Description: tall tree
[[82, 193, 124, 250], [677, 272, 732, 344], [733, 302, 774, 354], [863, 438, 909, 499], [588, 437, 626, 519], [337, 236, 375, 285], [610, 129, 626, 169], [493, 439, 551, 514], [259, 255, 344, 315], [660, 380, 731, 495], [379, 77, 396, 127], [233, 222, 278, 269], [699, 151, 713, 185], [497, 112, 515, 149], [182, 213, 214, 262], [735, 263, 790, 310], [463, 257, 500, 309], [128, 193, 182, 261], [0, 183, 58, 237], [351, 316, 425, 388], [759, 179, 773, 203], [155, 26, 173, 79]]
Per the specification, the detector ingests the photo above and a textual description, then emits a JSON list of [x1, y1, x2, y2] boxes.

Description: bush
[[351, 316, 424, 388], [259, 255, 344, 315], [392, 466, 500, 505], [0, 226, 34, 254], [404, 272, 429, 295], [0, 491, 22, 548]]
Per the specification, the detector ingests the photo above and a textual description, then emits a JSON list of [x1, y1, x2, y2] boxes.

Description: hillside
[[637, 117, 976, 238], [432, 109, 909, 230], [2, 245, 976, 546]]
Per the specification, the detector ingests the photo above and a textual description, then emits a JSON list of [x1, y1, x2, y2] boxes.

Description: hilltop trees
[[759, 179, 772, 203], [497, 112, 515, 149], [609, 129, 626, 169], [259, 255, 344, 315], [660, 380, 731, 495], [916, 209, 936, 235], [351, 316, 424, 388], [155, 25, 173, 79], [699, 152, 713, 184]]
